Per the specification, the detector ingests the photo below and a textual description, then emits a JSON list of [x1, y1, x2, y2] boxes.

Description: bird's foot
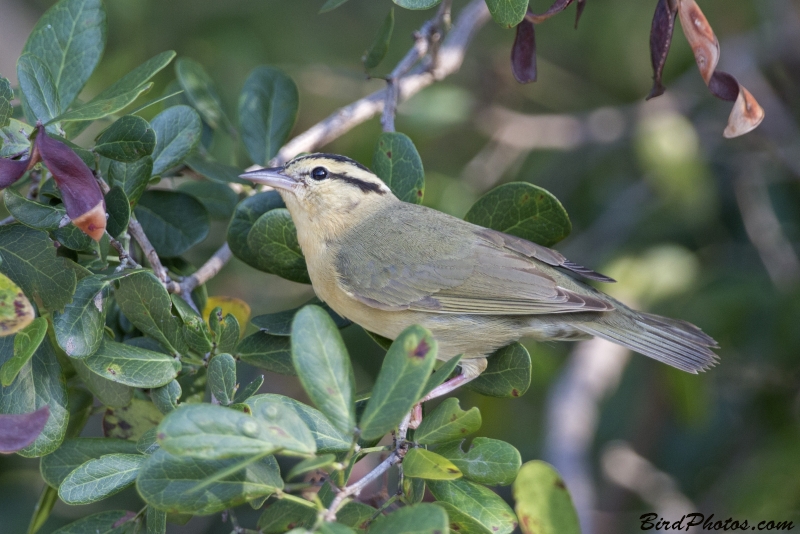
[[407, 371, 478, 429]]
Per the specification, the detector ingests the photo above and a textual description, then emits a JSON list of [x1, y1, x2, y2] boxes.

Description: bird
[[241, 153, 718, 394]]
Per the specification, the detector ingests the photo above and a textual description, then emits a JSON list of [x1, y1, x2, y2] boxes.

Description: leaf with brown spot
[[677, 0, 719, 85], [646, 0, 678, 100], [724, 84, 765, 138], [403, 448, 463, 480], [511, 17, 537, 84], [103, 398, 163, 440], [0, 272, 35, 338], [513, 460, 580, 534]]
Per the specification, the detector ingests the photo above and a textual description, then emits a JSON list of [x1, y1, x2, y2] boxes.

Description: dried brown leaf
[[677, 0, 719, 84], [708, 71, 739, 102], [724, 85, 765, 138], [647, 0, 678, 100]]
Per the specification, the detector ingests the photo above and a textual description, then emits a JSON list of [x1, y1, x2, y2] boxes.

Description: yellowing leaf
[[0, 272, 35, 337], [203, 296, 251, 335]]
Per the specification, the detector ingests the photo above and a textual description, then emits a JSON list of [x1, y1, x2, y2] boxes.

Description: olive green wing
[[334, 204, 612, 315]]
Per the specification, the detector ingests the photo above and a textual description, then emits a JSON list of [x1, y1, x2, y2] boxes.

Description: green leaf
[[151, 380, 181, 415], [65, 386, 94, 439], [233, 375, 264, 404], [72, 357, 133, 408], [403, 477, 426, 505], [17, 54, 61, 123], [320, 0, 351, 12], [464, 182, 571, 247], [137, 428, 159, 455], [337, 502, 376, 530], [105, 186, 131, 237], [55, 51, 175, 123], [367, 503, 448, 534], [114, 271, 186, 356], [22, 0, 106, 109], [50, 510, 137, 534], [7, 189, 60, 230], [0, 76, 13, 128], [467, 343, 531, 398], [236, 331, 294, 375], [94, 115, 155, 162], [150, 105, 202, 176], [215, 314, 240, 355], [108, 156, 153, 206], [52, 275, 108, 359], [0, 119, 33, 158], [251, 300, 350, 336], [291, 305, 356, 436], [175, 58, 232, 132], [83, 340, 179, 388], [436, 438, 521, 486], [246, 394, 351, 453], [0, 272, 35, 337], [258, 498, 317, 533], [372, 132, 425, 203], [239, 66, 299, 166], [137, 448, 283, 515], [40, 437, 140, 488], [0, 317, 47, 386], [27, 484, 58, 534], [134, 190, 210, 257], [0, 225, 77, 311], [208, 353, 236, 405], [185, 155, 248, 185], [0, 335, 67, 456], [146, 507, 167, 534], [414, 398, 481, 445], [59, 453, 145, 505], [403, 448, 462, 480], [286, 453, 337, 480], [392, 0, 442, 9], [428, 479, 517, 534], [513, 461, 580, 534], [247, 208, 310, 284], [359, 326, 437, 441], [435, 502, 491, 534], [420, 355, 462, 400], [227, 191, 285, 271], [484, 0, 528, 28], [178, 181, 239, 220], [53, 224, 94, 252], [363, 10, 394, 69], [102, 398, 163, 440]]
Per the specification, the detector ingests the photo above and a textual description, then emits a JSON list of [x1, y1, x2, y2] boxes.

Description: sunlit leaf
[[428, 479, 517, 534], [403, 448, 462, 480], [436, 438, 521, 486], [513, 460, 580, 534], [0, 271, 35, 338], [103, 398, 163, 441]]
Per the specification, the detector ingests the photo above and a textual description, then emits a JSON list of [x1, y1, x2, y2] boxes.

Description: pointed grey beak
[[239, 167, 298, 192]]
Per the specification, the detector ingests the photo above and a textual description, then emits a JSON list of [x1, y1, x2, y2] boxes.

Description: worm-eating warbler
[[241, 154, 718, 380]]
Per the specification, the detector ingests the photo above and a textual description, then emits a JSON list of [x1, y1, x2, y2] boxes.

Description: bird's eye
[[310, 167, 328, 180]]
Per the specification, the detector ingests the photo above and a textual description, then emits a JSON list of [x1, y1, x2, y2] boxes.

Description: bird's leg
[[409, 358, 487, 428]]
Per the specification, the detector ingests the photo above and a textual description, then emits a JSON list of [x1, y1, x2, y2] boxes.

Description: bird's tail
[[574, 311, 719, 374]]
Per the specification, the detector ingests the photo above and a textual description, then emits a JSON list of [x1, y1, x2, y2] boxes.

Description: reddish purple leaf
[[0, 158, 31, 189], [528, 0, 575, 24], [709, 71, 740, 102], [34, 126, 106, 240], [0, 406, 49, 454], [512, 19, 537, 84], [575, 0, 587, 28], [646, 0, 678, 100]]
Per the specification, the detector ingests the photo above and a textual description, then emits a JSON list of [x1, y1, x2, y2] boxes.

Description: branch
[[324, 451, 402, 522], [176, 242, 233, 297]]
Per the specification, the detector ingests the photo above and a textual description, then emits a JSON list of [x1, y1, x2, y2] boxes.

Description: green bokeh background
[[1, 0, 799, 533]]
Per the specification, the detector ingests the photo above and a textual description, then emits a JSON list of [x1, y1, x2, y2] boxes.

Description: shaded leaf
[[363, 10, 394, 70], [0, 406, 49, 453], [1, 316, 48, 386], [392, 0, 442, 8], [511, 18, 537, 84], [17, 54, 60, 123], [436, 502, 492, 534], [467, 343, 531, 398], [0, 76, 12, 128], [0, 335, 68, 456], [95, 115, 156, 162], [251, 300, 349, 336], [59, 453, 145, 504], [50, 510, 137, 534], [258, 498, 317, 533], [233, 375, 264, 404], [186, 155, 248, 184], [464, 182, 571, 247], [27, 484, 58, 534], [247, 208, 310, 283], [485, 0, 528, 27], [175, 58, 232, 132], [72, 356, 133, 408], [320, 0, 352, 13], [359, 325, 437, 441], [178, 181, 239, 219], [146, 507, 167, 534], [103, 398, 163, 440], [136, 448, 283, 515], [134, 190, 209, 257], [137, 428, 159, 455], [108, 156, 153, 206], [53, 275, 108, 358], [239, 66, 299, 166], [513, 460, 580, 534], [403, 448, 462, 480], [246, 394, 351, 453], [83, 340, 179, 388], [105, 186, 131, 237], [227, 191, 285, 271], [0, 271, 35, 337], [0, 119, 33, 159], [151, 380, 182, 415], [367, 503, 448, 534], [64, 386, 94, 439], [51, 51, 175, 123], [428, 479, 517, 534], [291, 305, 356, 436], [40, 437, 140, 488], [21, 0, 106, 109], [436, 438, 521, 486], [286, 453, 337, 480], [236, 331, 294, 375], [150, 105, 202, 176], [372, 132, 424, 203], [414, 398, 481, 445], [208, 353, 236, 405], [420, 355, 462, 400], [646, 0, 678, 100]]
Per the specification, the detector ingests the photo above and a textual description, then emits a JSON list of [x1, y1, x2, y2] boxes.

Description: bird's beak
[[239, 167, 297, 192]]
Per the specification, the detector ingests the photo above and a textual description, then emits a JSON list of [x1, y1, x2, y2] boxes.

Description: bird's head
[[240, 154, 395, 234]]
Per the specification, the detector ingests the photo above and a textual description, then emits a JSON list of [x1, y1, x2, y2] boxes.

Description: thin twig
[[175, 242, 233, 297], [324, 451, 402, 522], [381, 25, 433, 132]]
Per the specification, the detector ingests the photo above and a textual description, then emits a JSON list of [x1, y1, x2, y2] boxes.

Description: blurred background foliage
[[1, 0, 799, 533]]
